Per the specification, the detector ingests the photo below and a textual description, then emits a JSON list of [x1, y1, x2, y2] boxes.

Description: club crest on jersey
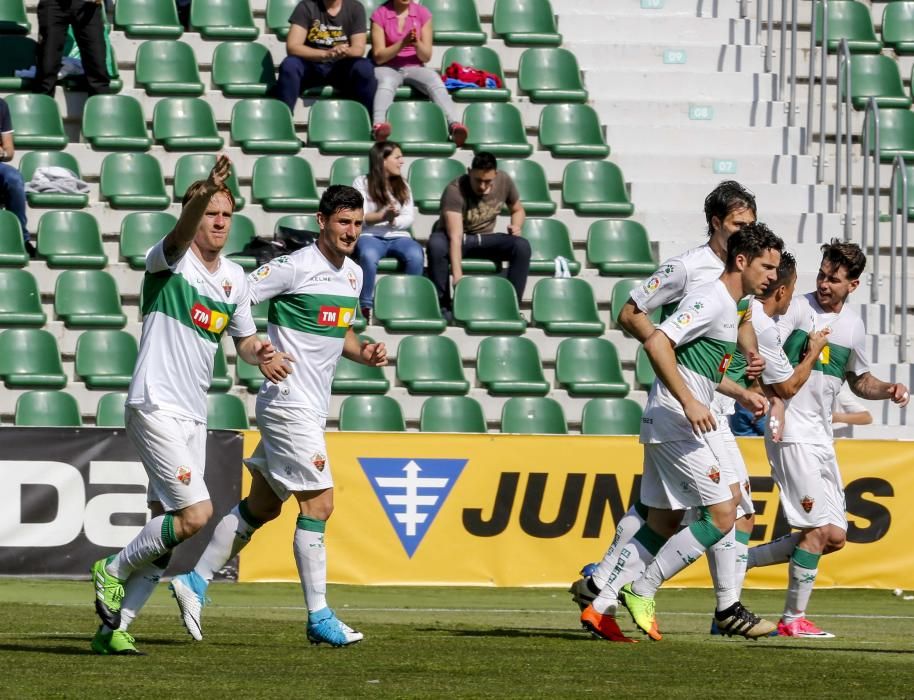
[[347, 270, 358, 290], [800, 495, 814, 513], [175, 466, 191, 486], [743, 480, 751, 496], [312, 452, 326, 472], [318, 306, 355, 327], [673, 311, 693, 327], [222, 278, 233, 297], [191, 303, 228, 333], [708, 465, 720, 484], [717, 353, 733, 374]]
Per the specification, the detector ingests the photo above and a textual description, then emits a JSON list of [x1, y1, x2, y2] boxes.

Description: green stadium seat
[[610, 279, 660, 332], [120, 212, 176, 269], [562, 160, 634, 217], [332, 334, 389, 394], [493, 0, 561, 46], [453, 275, 526, 334], [135, 40, 205, 95], [501, 396, 566, 434], [15, 391, 81, 427], [408, 158, 465, 214], [307, 100, 374, 155], [531, 277, 605, 335], [387, 101, 456, 156], [338, 395, 405, 431], [81, 94, 152, 151], [96, 391, 128, 427], [463, 103, 533, 157], [54, 270, 126, 328], [18, 151, 89, 208], [6, 94, 66, 148], [236, 356, 264, 392], [556, 337, 629, 397], [538, 103, 610, 158], [496, 159, 555, 216], [518, 48, 588, 103], [522, 218, 578, 273], [252, 156, 319, 211], [218, 213, 256, 270], [581, 397, 643, 435], [114, 0, 182, 38], [266, 0, 297, 39], [0, 329, 66, 388], [882, 2, 914, 54], [251, 300, 269, 331], [0, 0, 29, 33], [0, 210, 28, 266], [635, 345, 656, 389], [440, 46, 511, 101], [153, 98, 224, 151], [864, 108, 914, 164], [586, 220, 657, 276], [476, 336, 549, 395], [75, 330, 138, 389], [814, 0, 881, 53], [173, 154, 245, 209], [0, 269, 46, 326], [207, 393, 250, 429], [231, 98, 300, 154], [0, 35, 36, 90], [841, 54, 912, 110], [275, 214, 318, 235], [330, 156, 369, 186], [210, 345, 233, 391], [396, 335, 469, 394], [422, 0, 485, 44], [374, 275, 447, 332], [420, 395, 487, 432], [190, 0, 258, 39], [37, 211, 107, 268], [213, 41, 276, 97], [101, 152, 171, 209]]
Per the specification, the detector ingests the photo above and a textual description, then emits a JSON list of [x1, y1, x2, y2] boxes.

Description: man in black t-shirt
[[0, 98, 34, 258]]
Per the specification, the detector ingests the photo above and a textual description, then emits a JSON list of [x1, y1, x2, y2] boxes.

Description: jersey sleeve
[[657, 287, 719, 347], [846, 317, 871, 377], [775, 295, 804, 339], [757, 324, 794, 384], [629, 257, 689, 314], [228, 276, 257, 338], [144, 239, 177, 274], [247, 255, 299, 305]]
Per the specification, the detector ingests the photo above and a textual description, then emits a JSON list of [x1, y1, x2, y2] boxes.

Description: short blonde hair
[[181, 179, 236, 211]]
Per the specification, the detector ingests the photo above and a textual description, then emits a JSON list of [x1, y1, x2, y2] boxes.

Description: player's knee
[[175, 501, 213, 538], [825, 527, 846, 553], [709, 502, 736, 533], [309, 502, 334, 521]]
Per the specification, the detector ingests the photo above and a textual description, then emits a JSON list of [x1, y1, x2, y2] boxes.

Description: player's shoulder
[[219, 254, 248, 279]]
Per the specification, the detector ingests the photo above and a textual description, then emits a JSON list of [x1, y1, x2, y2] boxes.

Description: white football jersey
[[629, 243, 725, 315]]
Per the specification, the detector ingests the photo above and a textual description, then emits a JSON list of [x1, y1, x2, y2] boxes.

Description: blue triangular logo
[[358, 458, 467, 558]]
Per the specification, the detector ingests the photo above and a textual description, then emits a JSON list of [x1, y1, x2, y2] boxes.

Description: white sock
[[734, 529, 750, 599], [109, 514, 180, 580], [294, 515, 327, 613], [118, 561, 166, 631], [784, 548, 820, 622], [706, 526, 739, 611], [747, 532, 802, 569], [194, 503, 260, 582], [591, 503, 647, 589], [591, 523, 667, 614]]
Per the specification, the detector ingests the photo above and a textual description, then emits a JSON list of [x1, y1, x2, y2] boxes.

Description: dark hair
[[182, 179, 235, 211], [319, 184, 364, 218], [704, 180, 757, 236], [820, 238, 866, 280], [366, 141, 410, 208], [758, 250, 796, 299], [470, 151, 497, 172], [725, 221, 783, 267]]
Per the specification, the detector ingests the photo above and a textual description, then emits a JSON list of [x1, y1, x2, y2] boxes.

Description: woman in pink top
[[369, 0, 467, 146]]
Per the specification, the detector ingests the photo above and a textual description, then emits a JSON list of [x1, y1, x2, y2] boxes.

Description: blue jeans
[[274, 55, 377, 115], [0, 163, 28, 239], [355, 235, 424, 309]]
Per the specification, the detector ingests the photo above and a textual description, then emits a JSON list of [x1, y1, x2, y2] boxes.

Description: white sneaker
[[169, 571, 208, 641]]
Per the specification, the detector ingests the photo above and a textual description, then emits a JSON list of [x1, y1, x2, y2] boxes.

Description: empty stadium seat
[[173, 154, 245, 208], [408, 158, 465, 213], [96, 392, 128, 427], [275, 214, 318, 235], [251, 301, 268, 331], [387, 102, 457, 156], [556, 337, 629, 397], [6, 94, 67, 148], [396, 335, 469, 394], [420, 395, 487, 432], [814, 0, 881, 53], [453, 275, 527, 334], [210, 345, 233, 391], [0, 329, 66, 388], [0, 0, 30, 34], [135, 40, 205, 95], [307, 100, 374, 154], [236, 356, 265, 392], [374, 275, 447, 332], [0, 35, 37, 90], [518, 48, 588, 103], [120, 212, 176, 268], [37, 211, 107, 268], [531, 278, 605, 335], [562, 161, 635, 216], [863, 108, 914, 164], [440, 46, 511, 101], [842, 54, 912, 110], [332, 334, 390, 394], [101, 152, 171, 209], [207, 393, 250, 429], [338, 395, 405, 431], [538, 103, 610, 158], [330, 156, 369, 186], [266, 0, 297, 39], [501, 396, 566, 434], [213, 41, 276, 97], [422, 0, 485, 44], [497, 159, 556, 215], [522, 218, 578, 273], [635, 345, 656, 389], [882, 2, 914, 54], [75, 330, 138, 389], [223, 213, 258, 269], [610, 279, 660, 332], [15, 391, 81, 427], [586, 220, 657, 276], [231, 98, 300, 153], [493, 0, 561, 46], [0, 210, 28, 266], [82, 94, 152, 150], [114, 0, 183, 38], [476, 336, 549, 395], [0, 269, 46, 326], [190, 0, 257, 39], [153, 98, 224, 151], [252, 156, 319, 211], [18, 151, 89, 208], [581, 397, 643, 435], [463, 103, 533, 157], [54, 270, 126, 328]]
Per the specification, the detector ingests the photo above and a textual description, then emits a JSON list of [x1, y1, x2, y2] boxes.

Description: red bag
[[443, 61, 503, 88]]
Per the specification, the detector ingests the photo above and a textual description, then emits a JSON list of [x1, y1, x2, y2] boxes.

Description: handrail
[[888, 156, 909, 360], [835, 38, 853, 235], [778, 0, 788, 101], [861, 98, 880, 303], [808, 0, 829, 181], [788, 0, 798, 127]]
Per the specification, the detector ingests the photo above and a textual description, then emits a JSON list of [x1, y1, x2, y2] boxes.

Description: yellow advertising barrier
[[239, 432, 914, 589]]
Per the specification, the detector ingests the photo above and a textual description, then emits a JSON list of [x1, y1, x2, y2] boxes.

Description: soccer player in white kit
[[581, 224, 784, 642], [744, 240, 909, 638], [89, 156, 276, 655], [169, 185, 388, 647]]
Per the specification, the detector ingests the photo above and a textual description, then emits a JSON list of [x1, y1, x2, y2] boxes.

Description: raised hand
[[208, 154, 232, 190]]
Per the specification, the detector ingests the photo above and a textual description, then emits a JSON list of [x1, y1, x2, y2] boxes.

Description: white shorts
[[704, 418, 755, 518], [244, 403, 333, 502], [765, 439, 847, 530], [125, 406, 210, 512], [641, 438, 734, 510]]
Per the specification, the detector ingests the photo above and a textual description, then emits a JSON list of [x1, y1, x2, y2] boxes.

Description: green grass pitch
[[1, 580, 912, 698]]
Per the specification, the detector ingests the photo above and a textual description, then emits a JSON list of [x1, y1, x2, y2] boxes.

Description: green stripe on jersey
[[269, 293, 359, 338], [782, 328, 808, 365], [781, 329, 851, 378], [676, 336, 737, 382], [724, 349, 750, 388], [142, 270, 237, 343]]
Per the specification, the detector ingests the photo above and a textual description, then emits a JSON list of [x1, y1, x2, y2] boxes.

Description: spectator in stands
[[274, 0, 378, 128], [352, 141, 422, 323], [369, 0, 468, 146], [0, 98, 35, 258], [427, 151, 529, 317], [33, 0, 110, 97], [832, 384, 873, 438]]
